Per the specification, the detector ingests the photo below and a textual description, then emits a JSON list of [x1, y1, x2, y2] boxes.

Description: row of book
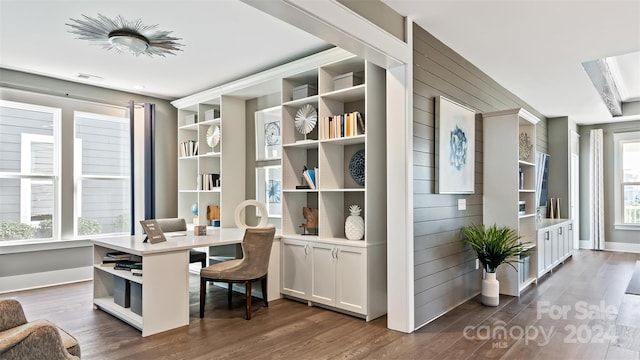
[[197, 173, 221, 190], [179, 140, 198, 157], [319, 112, 365, 140], [302, 166, 317, 189]]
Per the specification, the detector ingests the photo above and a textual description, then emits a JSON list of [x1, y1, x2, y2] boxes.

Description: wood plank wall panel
[[412, 24, 549, 327]]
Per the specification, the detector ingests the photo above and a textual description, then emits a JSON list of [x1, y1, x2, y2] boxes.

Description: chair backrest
[[240, 226, 276, 278], [154, 218, 187, 232], [0, 299, 27, 331]]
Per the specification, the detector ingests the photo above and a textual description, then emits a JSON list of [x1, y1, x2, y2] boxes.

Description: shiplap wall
[[412, 24, 548, 327]]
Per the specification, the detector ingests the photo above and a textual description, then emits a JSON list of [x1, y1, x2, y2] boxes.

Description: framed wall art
[[256, 165, 282, 218], [255, 106, 282, 161], [435, 96, 476, 194]]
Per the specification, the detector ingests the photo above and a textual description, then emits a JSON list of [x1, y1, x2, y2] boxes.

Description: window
[[0, 100, 60, 241], [74, 111, 130, 237], [614, 131, 640, 229]]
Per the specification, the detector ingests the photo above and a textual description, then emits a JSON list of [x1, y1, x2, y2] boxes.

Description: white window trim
[[613, 131, 640, 231], [1, 100, 61, 241]]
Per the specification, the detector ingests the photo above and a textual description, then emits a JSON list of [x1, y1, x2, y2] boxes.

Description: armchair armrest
[[0, 319, 79, 360]]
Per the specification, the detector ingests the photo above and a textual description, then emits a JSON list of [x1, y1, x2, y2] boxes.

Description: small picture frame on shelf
[[256, 165, 282, 218], [255, 106, 282, 161]]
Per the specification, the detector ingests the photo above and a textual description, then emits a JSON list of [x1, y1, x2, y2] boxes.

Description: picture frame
[[255, 165, 282, 218], [435, 96, 476, 194], [255, 106, 282, 161]]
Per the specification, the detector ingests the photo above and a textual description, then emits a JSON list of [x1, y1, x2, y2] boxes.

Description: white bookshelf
[[483, 108, 540, 296]]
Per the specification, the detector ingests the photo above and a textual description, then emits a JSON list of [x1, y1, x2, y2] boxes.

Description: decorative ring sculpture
[[234, 199, 269, 230]]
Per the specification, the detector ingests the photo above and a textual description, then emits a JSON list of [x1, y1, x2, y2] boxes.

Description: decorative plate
[[206, 125, 220, 148], [294, 104, 317, 135], [349, 149, 365, 186], [519, 132, 533, 161]]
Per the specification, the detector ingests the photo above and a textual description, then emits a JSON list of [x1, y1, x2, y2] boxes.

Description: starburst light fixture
[[66, 14, 184, 57]]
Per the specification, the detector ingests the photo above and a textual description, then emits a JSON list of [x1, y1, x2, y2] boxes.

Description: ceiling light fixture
[[66, 14, 184, 57]]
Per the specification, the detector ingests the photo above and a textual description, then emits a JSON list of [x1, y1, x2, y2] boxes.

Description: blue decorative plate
[[349, 149, 365, 186]]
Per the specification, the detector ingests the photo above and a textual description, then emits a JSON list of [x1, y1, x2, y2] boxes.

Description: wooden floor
[[2, 250, 640, 360]]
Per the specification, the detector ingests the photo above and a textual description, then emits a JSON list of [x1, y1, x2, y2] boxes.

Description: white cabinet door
[[565, 222, 573, 258], [335, 245, 366, 314], [281, 238, 310, 298], [545, 230, 553, 271], [557, 225, 565, 263], [310, 242, 336, 306], [538, 230, 547, 276], [551, 227, 560, 266]]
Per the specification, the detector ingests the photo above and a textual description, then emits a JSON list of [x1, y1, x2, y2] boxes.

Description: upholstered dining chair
[[0, 299, 80, 360], [199, 226, 276, 320], [154, 218, 207, 268]]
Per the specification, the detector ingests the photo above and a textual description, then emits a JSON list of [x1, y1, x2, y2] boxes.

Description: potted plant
[[461, 224, 530, 306]]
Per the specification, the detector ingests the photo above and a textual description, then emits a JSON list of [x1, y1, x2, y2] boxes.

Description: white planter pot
[[482, 272, 499, 306]]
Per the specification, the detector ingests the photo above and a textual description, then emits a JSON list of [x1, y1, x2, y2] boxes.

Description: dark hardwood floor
[[2, 250, 639, 359]]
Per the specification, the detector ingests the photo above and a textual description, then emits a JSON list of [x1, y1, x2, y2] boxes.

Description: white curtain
[[589, 129, 605, 250]]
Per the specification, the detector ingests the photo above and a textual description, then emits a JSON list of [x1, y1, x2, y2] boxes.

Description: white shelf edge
[[319, 188, 365, 192], [518, 160, 535, 167], [94, 297, 142, 330], [282, 95, 319, 107], [519, 189, 536, 193], [178, 124, 198, 131], [178, 156, 198, 160], [283, 141, 319, 149], [94, 264, 143, 284], [319, 135, 365, 145], [522, 243, 537, 251], [200, 152, 221, 158], [320, 84, 366, 100], [198, 118, 221, 126], [519, 213, 537, 219], [283, 189, 319, 193]]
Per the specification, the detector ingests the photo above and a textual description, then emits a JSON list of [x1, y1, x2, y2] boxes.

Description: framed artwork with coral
[[435, 96, 476, 194], [256, 165, 282, 218]]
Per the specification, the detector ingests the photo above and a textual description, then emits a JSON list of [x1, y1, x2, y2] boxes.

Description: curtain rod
[[0, 81, 146, 109]]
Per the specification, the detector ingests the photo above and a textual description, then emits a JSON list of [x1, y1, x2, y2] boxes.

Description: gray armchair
[[0, 299, 80, 360]]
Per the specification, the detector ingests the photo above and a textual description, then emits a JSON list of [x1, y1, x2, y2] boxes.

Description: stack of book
[[302, 166, 317, 189], [319, 111, 365, 140], [179, 140, 198, 157], [197, 173, 220, 190], [114, 260, 142, 272], [103, 251, 131, 264]]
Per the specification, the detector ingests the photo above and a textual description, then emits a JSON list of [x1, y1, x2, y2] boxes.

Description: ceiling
[[1, 1, 639, 125]]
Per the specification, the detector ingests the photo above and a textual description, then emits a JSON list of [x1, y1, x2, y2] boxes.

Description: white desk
[[92, 228, 246, 337]]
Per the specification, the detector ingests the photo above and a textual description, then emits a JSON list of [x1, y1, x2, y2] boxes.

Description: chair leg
[[261, 276, 268, 307], [227, 283, 233, 308], [200, 258, 206, 268], [199, 277, 206, 318], [245, 281, 252, 320]]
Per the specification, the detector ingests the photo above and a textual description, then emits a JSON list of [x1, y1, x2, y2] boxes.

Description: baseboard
[[0, 266, 93, 294], [604, 242, 640, 254], [579, 240, 591, 249], [413, 290, 482, 331]]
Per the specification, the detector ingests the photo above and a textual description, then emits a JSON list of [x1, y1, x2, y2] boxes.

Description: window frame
[[0, 100, 61, 242], [73, 111, 131, 239], [613, 130, 640, 230]]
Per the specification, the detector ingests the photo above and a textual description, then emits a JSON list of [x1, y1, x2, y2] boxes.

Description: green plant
[[461, 224, 530, 273], [78, 218, 102, 236], [0, 221, 36, 240], [113, 214, 130, 232], [37, 219, 53, 238]]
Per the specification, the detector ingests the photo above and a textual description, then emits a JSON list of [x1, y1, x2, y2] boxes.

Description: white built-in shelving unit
[[172, 48, 387, 321], [483, 108, 540, 296]]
